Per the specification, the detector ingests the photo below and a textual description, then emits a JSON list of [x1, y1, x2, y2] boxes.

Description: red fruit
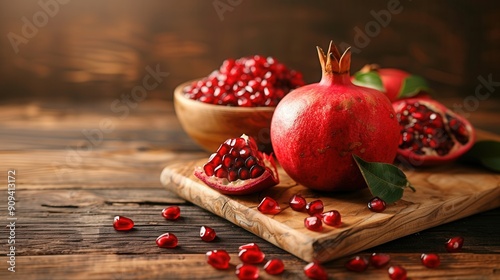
[[264, 259, 285, 275], [321, 210, 341, 227], [368, 197, 387, 213], [370, 253, 391, 268], [306, 200, 324, 216], [206, 250, 231, 270], [304, 216, 323, 232], [183, 55, 304, 107], [393, 98, 475, 166], [235, 264, 259, 280], [238, 243, 261, 252], [239, 248, 266, 264], [258, 196, 281, 214], [200, 226, 217, 242], [445, 236, 464, 252], [161, 206, 180, 220], [388, 265, 407, 280], [289, 194, 307, 211], [194, 134, 279, 195], [113, 216, 134, 231], [345, 256, 368, 272], [156, 233, 178, 248], [421, 253, 440, 268], [304, 262, 328, 280], [271, 42, 400, 192]]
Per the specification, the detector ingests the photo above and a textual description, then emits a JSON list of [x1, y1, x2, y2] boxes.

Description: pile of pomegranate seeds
[[287, 194, 342, 232], [183, 55, 304, 107]]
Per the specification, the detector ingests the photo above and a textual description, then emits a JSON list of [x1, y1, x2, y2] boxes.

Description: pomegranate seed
[[321, 210, 341, 227], [206, 250, 231, 270], [156, 232, 178, 248], [388, 265, 407, 280], [258, 196, 280, 214], [264, 259, 285, 275], [421, 253, 440, 268], [304, 262, 328, 280], [304, 216, 323, 232], [239, 248, 265, 264], [239, 243, 260, 252], [289, 194, 307, 211], [113, 216, 134, 231], [445, 236, 464, 252], [161, 206, 181, 220], [306, 200, 324, 216], [200, 226, 217, 242], [368, 197, 387, 212], [345, 256, 369, 272], [369, 253, 391, 268], [235, 263, 259, 280]]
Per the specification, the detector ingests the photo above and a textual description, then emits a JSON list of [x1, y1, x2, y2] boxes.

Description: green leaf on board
[[460, 140, 500, 173], [352, 71, 385, 92], [399, 75, 430, 98]]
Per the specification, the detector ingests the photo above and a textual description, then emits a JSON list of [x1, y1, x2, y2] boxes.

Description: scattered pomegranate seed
[[445, 236, 464, 252], [239, 243, 261, 252], [206, 250, 231, 270], [289, 194, 307, 211], [155, 232, 178, 248], [304, 216, 323, 232], [161, 206, 181, 220], [369, 253, 391, 268], [345, 256, 369, 272], [113, 215, 134, 231], [235, 263, 259, 280], [421, 253, 440, 268], [257, 196, 280, 214], [321, 210, 341, 227], [200, 226, 217, 242], [264, 259, 285, 275], [239, 248, 265, 264], [304, 262, 328, 280], [368, 197, 387, 212], [388, 265, 407, 280], [306, 200, 324, 216]]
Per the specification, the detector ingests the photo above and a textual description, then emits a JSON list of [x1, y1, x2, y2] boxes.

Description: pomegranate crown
[[317, 41, 351, 75]]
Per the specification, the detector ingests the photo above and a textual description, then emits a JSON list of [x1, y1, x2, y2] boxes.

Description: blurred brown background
[[0, 0, 499, 102]]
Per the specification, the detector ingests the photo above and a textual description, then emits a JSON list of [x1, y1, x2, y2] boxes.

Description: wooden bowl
[[174, 81, 276, 152]]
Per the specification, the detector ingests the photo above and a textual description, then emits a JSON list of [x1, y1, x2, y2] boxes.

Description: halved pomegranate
[[194, 134, 279, 195], [393, 98, 475, 166]]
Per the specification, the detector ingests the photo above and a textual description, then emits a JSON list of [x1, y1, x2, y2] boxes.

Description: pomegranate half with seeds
[[393, 98, 475, 166], [194, 134, 279, 195]]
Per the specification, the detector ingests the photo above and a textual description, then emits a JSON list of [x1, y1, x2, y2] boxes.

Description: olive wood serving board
[[160, 144, 500, 263]]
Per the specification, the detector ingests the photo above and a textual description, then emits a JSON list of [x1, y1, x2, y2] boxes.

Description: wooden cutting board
[[160, 136, 500, 263]]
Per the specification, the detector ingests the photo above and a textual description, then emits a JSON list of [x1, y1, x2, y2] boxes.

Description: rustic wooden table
[[0, 98, 499, 279]]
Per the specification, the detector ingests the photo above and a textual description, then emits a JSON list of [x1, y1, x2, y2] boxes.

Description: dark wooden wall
[[1, 0, 499, 101]]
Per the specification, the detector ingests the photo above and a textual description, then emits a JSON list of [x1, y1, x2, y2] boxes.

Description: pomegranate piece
[[239, 249, 265, 264], [258, 196, 281, 214], [289, 194, 307, 211], [445, 236, 464, 252], [155, 233, 178, 248], [368, 197, 387, 213], [113, 216, 134, 231], [206, 249, 231, 270], [321, 210, 341, 227], [388, 265, 407, 280], [238, 243, 261, 252], [161, 206, 181, 220], [183, 55, 304, 107], [304, 262, 328, 280], [369, 253, 391, 268], [264, 259, 285, 275], [194, 134, 279, 195], [235, 263, 259, 280], [200, 226, 217, 242], [345, 256, 369, 272], [306, 200, 324, 216], [393, 98, 475, 166], [421, 253, 440, 268], [304, 216, 323, 232]]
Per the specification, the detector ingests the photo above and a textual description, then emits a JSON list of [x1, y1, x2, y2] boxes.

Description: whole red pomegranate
[[270, 42, 400, 192]]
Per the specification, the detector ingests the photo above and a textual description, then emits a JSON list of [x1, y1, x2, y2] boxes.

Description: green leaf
[[399, 75, 430, 98], [352, 72, 385, 92], [353, 154, 415, 204], [460, 140, 500, 172]]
